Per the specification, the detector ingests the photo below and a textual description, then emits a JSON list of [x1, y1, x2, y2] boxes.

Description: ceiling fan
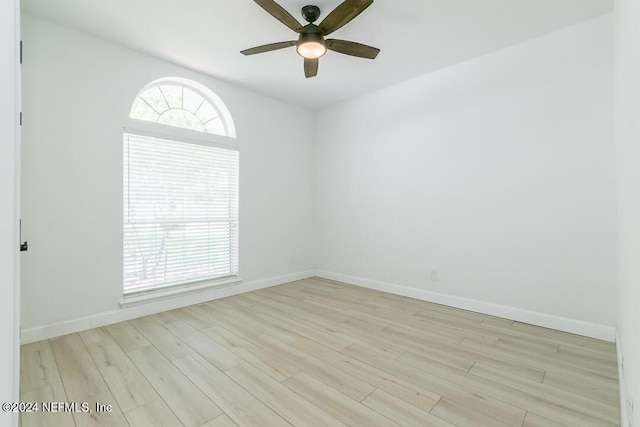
[[241, 0, 380, 78]]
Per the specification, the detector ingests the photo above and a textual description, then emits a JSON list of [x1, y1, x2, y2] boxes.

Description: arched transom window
[[130, 77, 236, 137], [123, 77, 239, 298]]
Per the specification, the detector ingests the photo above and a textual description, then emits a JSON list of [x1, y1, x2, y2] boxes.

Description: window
[[123, 77, 238, 296], [129, 77, 235, 137]]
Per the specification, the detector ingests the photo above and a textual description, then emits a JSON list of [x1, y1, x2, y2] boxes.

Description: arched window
[[123, 78, 239, 298], [129, 77, 236, 137]]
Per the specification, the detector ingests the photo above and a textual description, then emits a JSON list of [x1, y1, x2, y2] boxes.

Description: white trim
[[21, 268, 618, 344], [124, 122, 237, 151], [315, 270, 617, 342], [617, 331, 629, 427], [120, 276, 242, 307], [20, 270, 314, 344]]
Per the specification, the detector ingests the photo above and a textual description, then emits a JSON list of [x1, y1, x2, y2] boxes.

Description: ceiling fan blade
[[241, 41, 296, 55], [253, 0, 304, 33], [326, 39, 380, 59], [304, 58, 318, 78], [318, 0, 373, 36]]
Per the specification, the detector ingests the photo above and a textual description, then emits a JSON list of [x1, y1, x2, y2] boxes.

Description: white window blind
[[123, 132, 239, 295]]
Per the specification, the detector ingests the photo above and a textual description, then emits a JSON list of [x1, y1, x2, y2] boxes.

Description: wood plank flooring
[[19, 277, 620, 426]]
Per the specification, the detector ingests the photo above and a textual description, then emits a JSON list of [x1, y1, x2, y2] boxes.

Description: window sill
[[119, 276, 242, 308]]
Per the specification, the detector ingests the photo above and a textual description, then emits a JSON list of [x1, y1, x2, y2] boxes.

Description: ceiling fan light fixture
[[297, 41, 327, 59], [296, 32, 327, 59]]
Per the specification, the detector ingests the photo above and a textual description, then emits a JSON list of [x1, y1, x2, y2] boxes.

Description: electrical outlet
[[290, 255, 296, 265], [430, 270, 439, 282], [627, 398, 634, 427]]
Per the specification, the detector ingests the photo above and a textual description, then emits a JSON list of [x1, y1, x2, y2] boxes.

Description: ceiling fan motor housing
[[302, 5, 321, 23]]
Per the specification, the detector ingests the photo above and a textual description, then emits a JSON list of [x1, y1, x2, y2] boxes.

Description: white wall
[[315, 15, 617, 327], [20, 15, 315, 331], [1, 0, 20, 425], [614, 0, 640, 423], [21, 11, 621, 344]]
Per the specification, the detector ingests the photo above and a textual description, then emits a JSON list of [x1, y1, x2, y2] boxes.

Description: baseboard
[[315, 270, 617, 342], [617, 331, 629, 427], [23, 269, 617, 344], [20, 270, 315, 344]]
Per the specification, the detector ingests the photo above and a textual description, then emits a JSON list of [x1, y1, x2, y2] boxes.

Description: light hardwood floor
[[20, 277, 620, 426]]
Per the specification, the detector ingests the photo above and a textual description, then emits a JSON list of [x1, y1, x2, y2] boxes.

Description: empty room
[[1, 0, 639, 426]]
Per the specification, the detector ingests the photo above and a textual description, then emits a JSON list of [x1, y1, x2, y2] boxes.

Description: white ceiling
[[22, 0, 613, 110]]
